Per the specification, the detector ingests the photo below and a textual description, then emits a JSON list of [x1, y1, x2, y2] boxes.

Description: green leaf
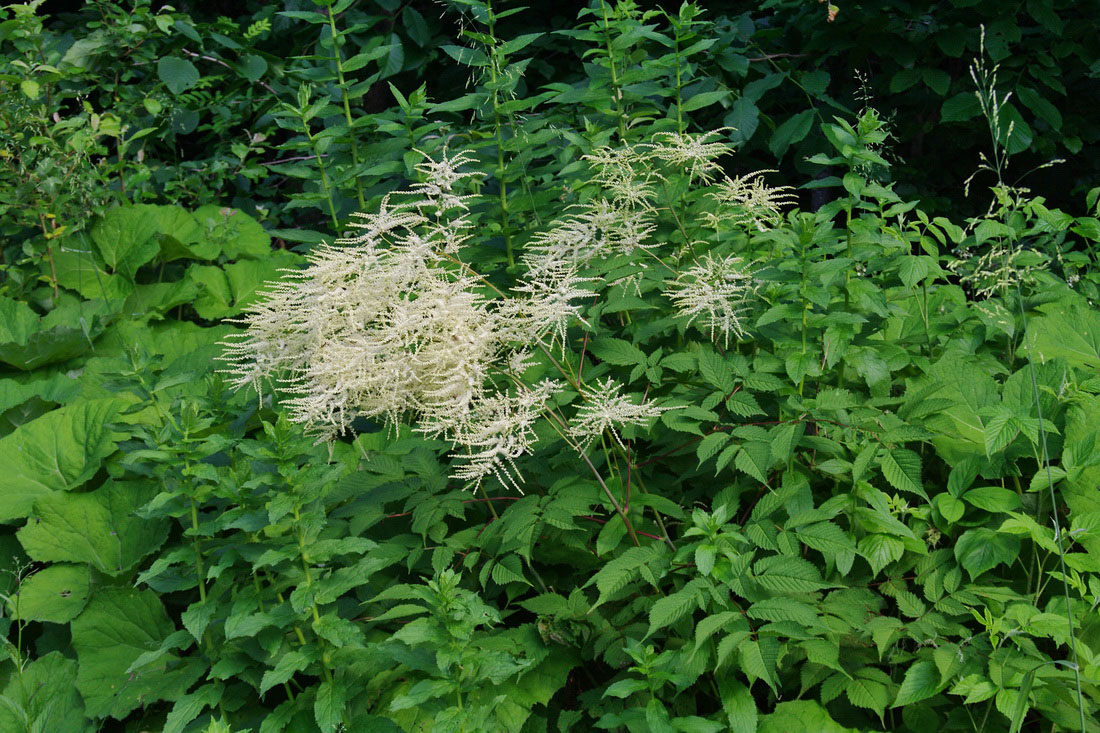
[[73, 587, 199, 719], [753, 555, 833, 593], [1020, 302, 1100, 370], [769, 109, 814, 159], [157, 56, 200, 95], [192, 205, 271, 260], [604, 678, 648, 698], [740, 638, 779, 692], [164, 683, 223, 733], [880, 448, 927, 500], [647, 586, 698, 635], [759, 700, 858, 732], [681, 90, 730, 112], [18, 480, 167, 576], [441, 44, 488, 67], [859, 534, 905, 575], [962, 486, 1021, 514], [892, 660, 939, 707], [315, 680, 347, 733], [588, 337, 646, 366], [940, 92, 980, 122], [954, 528, 1020, 579], [698, 347, 734, 392], [0, 296, 115, 370], [7, 563, 90, 623], [845, 667, 890, 716], [0, 652, 88, 732], [0, 398, 128, 521], [260, 650, 315, 695]]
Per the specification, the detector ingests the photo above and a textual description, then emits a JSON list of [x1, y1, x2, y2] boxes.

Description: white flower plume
[[569, 378, 670, 450], [666, 253, 759, 348]]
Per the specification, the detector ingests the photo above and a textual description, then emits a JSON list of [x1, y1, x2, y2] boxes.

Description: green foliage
[[2, 1, 1100, 732]]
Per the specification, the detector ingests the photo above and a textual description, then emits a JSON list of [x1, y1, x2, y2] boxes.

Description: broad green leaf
[[954, 528, 1020, 579], [759, 700, 858, 733], [1020, 301, 1100, 370], [7, 563, 90, 623], [72, 587, 199, 719], [91, 205, 163, 278], [0, 296, 115, 370], [259, 651, 315, 696], [157, 56, 200, 94], [0, 398, 127, 521], [0, 652, 88, 732], [769, 109, 814, 159], [188, 250, 301, 319], [740, 638, 779, 692], [18, 480, 167, 576], [697, 347, 734, 392], [962, 486, 1021, 513], [892, 660, 939, 707]]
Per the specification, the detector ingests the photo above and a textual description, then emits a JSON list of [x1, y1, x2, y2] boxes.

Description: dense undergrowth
[[2, 1, 1100, 731]]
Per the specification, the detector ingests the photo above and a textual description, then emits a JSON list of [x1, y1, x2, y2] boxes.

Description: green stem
[[326, 5, 365, 210], [599, 0, 627, 141], [485, 0, 513, 267]]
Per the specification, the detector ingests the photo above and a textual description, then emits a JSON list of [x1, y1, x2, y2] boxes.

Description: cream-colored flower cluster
[[221, 130, 793, 490]]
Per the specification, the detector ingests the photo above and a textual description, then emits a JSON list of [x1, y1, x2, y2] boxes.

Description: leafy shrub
[[2, 2, 1100, 732]]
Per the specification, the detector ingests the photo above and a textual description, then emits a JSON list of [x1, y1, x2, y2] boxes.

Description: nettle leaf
[[72, 587, 200, 719], [18, 480, 168, 576], [7, 563, 90, 623], [0, 398, 128, 521], [315, 680, 348, 733], [954, 528, 1020, 579], [879, 448, 927, 500]]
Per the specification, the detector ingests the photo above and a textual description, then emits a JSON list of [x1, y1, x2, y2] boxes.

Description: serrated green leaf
[[954, 528, 1020, 579], [892, 660, 939, 707], [647, 587, 698, 636], [315, 680, 347, 733], [753, 555, 832, 593], [880, 448, 927, 500], [846, 667, 890, 716]]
